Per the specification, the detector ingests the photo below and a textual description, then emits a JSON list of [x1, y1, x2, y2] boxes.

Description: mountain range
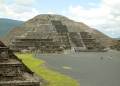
[[0, 18, 23, 37]]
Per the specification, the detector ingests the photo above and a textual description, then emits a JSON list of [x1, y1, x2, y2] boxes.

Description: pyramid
[[5, 14, 115, 53], [0, 41, 41, 86]]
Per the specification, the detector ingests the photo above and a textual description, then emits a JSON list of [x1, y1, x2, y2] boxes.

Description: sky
[[0, 0, 120, 38]]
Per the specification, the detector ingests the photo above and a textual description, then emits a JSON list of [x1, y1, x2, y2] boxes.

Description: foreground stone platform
[[0, 41, 41, 86]]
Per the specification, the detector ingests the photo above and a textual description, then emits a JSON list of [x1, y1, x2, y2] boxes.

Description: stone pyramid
[[5, 14, 115, 53]]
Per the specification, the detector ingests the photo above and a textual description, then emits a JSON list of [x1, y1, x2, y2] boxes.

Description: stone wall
[[0, 41, 41, 86]]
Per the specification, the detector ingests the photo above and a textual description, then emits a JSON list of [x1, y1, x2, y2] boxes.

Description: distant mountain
[[114, 38, 120, 40], [0, 18, 23, 37]]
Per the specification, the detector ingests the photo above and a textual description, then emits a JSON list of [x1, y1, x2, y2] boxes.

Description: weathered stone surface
[[0, 41, 41, 86], [4, 14, 116, 52]]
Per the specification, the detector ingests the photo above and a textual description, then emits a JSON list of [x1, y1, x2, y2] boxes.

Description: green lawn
[[16, 53, 80, 86]]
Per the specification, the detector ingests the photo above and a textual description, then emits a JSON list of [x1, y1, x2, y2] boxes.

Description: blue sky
[[0, 0, 120, 38], [34, 0, 101, 9]]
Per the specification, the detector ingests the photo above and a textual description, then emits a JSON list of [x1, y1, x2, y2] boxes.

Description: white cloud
[[67, 0, 120, 38], [47, 11, 55, 14], [0, 0, 4, 4], [0, 0, 39, 20], [15, 0, 35, 6], [88, 2, 97, 6], [4, 6, 39, 20]]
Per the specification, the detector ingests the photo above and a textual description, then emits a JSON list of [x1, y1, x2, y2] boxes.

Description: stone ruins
[[10, 19, 104, 53], [0, 41, 41, 86]]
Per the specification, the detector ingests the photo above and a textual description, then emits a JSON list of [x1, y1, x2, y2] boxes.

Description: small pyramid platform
[[0, 41, 41, 86]]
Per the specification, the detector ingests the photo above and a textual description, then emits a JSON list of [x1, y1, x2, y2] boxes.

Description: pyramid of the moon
[[6, 14, 115, 53], [0, 41, 41, 85]]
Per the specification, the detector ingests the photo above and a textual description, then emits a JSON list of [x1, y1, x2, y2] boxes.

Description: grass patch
[[16, 53, 80, 86]]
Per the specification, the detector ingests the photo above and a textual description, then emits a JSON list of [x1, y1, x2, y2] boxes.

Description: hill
[[0, 18, 23, 37], [4, 14, 116, 52], [114, 38, 120, 40]]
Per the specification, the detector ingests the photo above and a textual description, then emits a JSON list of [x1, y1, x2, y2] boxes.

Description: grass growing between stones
[[16, 53, 80, 86]]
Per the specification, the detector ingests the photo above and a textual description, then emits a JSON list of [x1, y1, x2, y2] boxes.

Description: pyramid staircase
[[51, 20, 71, 49]]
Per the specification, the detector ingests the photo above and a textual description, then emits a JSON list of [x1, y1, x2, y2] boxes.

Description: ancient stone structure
[[10, 32, 63, 53], [0, 41, 41, 86], [7, 14, 113, 53], [10, 21, 104, 53], [111, 39, 120, 51], [69, 32, 104, 52]]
